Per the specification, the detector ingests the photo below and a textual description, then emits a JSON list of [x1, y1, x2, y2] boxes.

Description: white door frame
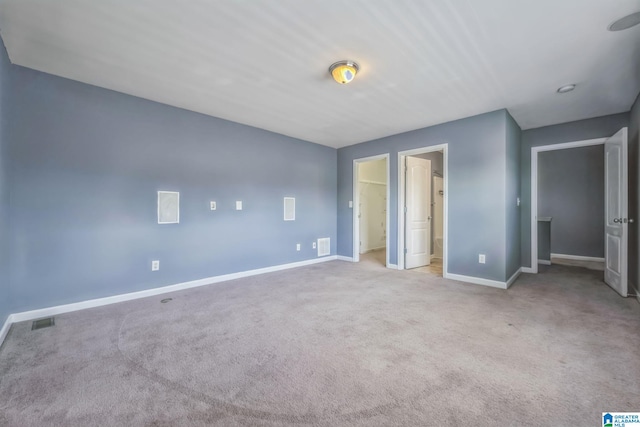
[[398, 144, 448, 275], [353, 154, 391, 266], [530, 137, 607, 274]]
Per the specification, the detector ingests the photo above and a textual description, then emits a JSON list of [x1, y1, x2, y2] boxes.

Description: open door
[[405, 157, 431, 269], [604, 127, 628, 297]]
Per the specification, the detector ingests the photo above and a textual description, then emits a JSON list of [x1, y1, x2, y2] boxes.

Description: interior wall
[[338, 110, 510, 282], [520, 113, 630, 269], [538, 146, 605, 258], [0, 39, 10, 326], [358, 159, 387, 253], [8, 64, 337, 314], [629, 92, 640, 294]]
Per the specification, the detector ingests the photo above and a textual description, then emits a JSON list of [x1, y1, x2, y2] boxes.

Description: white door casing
[[604, 127, 628, 297], [405, 157, 431, 269]]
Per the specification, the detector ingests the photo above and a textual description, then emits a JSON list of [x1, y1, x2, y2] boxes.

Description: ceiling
[[1, 0, 639, 148]]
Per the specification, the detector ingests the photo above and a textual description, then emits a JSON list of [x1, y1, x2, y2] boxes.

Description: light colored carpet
[[0, 260, 638, 426]]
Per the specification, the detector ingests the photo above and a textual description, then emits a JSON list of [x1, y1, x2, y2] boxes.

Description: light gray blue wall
[[520, 113, 630, 268], [505, 112, 521, 279], [629, 92, 640, 293], [0, 39, 10, 327], [538, 146, 604, 257], [8, 65, 336, 313], [338, 110, 512, 282]]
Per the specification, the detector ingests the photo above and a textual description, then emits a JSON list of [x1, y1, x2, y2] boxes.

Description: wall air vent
[[317, 237, 330, 257], [284, 197, 295, 221], [158, 191, 180, 224]]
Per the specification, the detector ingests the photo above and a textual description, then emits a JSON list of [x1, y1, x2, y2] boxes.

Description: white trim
[[337, 255, 354, 262], [362, 246, 386, 253], [352, 154, 390, 267], [506, 268, 522, 289], [538, 259, 552, 265], [7, 256, 338, 325], [521, 267, 536, 274], [358, 179, 386, 185], [530, 137, 607, 274], [387, 263, 398, 269], [550, 253, 605, 262], [0, 315, 12, 347], [444, 273, 508, 289], [398, 144, 448, 275]]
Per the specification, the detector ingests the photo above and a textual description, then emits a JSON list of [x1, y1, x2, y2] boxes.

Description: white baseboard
[[6, 256, 338, 328], [387, 264, 398, 270], [538, 259, 551, 265], [444, 273, 508, 290], [520, 267, 536, 273], [0, 315, 12, 348], [336, 255, 354, 262], [550, 253, 605, 262], [506, 268, 522, 289]]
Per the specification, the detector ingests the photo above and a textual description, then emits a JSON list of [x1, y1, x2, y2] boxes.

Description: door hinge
[[404, 206, 407, 213], [404, 248, 408, 254]]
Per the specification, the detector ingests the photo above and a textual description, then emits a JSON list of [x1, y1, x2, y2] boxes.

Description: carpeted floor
[[0, 260, 638, 426]]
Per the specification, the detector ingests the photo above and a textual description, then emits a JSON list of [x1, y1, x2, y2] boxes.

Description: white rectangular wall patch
[[158, 191, 179, 224]]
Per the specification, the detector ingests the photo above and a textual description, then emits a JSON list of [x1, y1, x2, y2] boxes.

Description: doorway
[[398, 145, 447, 276], [530, 128, 629, 297], [353, 154, 390, 267]]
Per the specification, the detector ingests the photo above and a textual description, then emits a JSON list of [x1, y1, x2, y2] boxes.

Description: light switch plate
[[210, 201, 216, 210], [349, 201, 353, 208], [236, 201, 242, 210]]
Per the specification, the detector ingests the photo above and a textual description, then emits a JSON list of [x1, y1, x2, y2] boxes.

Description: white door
[[405, 157, 431, 269], [604, 127, 628, 297]]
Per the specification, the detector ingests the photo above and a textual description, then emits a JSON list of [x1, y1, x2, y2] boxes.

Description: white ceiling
[[1, 0, 639, 148]]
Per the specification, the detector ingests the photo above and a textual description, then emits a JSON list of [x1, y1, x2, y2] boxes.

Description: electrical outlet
[[312, 241, 317, 249], [151, 260, 160, 271], [478, 254, 486, 264], [296, 243, 301, 251], [210, 201, 216, 210], [516, 197, 521, 207]]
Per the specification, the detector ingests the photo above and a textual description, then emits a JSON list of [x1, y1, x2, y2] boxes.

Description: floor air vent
[[32, 317, 55, 330]]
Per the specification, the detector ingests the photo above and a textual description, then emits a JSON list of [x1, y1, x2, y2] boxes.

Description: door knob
[[613, 218, 621, 223]]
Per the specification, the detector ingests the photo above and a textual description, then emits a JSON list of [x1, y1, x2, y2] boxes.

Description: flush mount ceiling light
[[329, 60, 359, 84], [608, 11, 640, 31], [557, 84, 576, 94]]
